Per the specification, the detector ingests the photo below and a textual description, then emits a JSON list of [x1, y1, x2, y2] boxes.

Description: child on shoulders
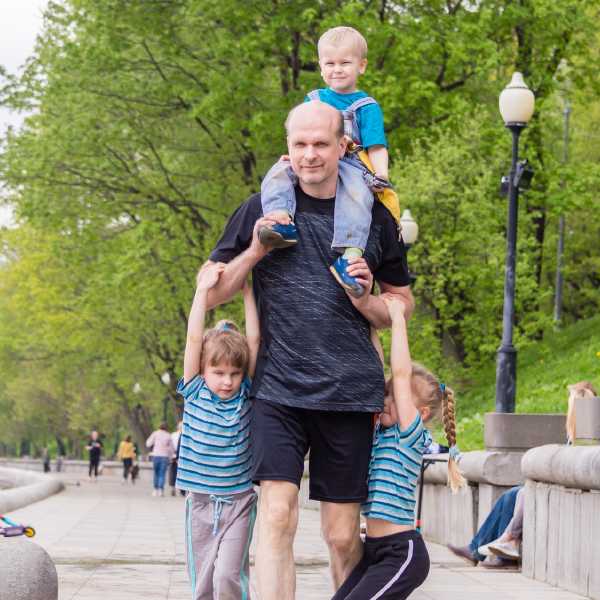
[[259, 26, 401, 298], [176, 262, 259, 600]]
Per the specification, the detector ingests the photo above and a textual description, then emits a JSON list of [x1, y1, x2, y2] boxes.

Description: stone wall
[[521, 444, 600, 599], [0, 467, 64, 513]]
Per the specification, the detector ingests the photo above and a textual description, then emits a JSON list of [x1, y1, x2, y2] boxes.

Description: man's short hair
[[318, 26, 368, 59], [285, 103, 345, 140]]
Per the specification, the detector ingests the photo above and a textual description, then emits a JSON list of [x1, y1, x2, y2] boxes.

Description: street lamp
[[400, 209, 419, 285], [495, 72, 535, 413], [400, 209, 419, 249]]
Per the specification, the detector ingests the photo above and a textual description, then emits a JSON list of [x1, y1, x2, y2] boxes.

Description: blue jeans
[[470, 485, 521, 561], [152, 456, 170, 490], [261, 155, 374, 252]]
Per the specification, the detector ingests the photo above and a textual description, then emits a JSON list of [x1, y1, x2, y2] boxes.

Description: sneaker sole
[[258, 228, 297, 249], [329, 265, 365, 298], [488, 547, 520, 561]]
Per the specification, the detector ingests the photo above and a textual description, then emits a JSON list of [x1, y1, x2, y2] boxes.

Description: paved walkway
[[6, 473, 586, 600]]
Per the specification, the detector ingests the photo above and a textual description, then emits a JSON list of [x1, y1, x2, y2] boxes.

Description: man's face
[[319, 44, 366, 94], [287, 114, 346, 190]]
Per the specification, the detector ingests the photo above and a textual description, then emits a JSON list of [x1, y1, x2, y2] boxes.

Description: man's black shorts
[[251, 399, 374, 503]]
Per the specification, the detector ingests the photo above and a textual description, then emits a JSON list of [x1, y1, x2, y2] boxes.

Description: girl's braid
[[442, 386, 466, 492]]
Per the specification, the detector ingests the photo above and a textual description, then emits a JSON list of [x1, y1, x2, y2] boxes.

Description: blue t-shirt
[[176, 375, 253, 495], [305, 88, 387, 149], [362, 414, 431, 525]]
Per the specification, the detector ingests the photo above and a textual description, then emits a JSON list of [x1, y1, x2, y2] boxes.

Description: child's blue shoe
[[330, 256, 365, 298], [258, 223, 298, 248]]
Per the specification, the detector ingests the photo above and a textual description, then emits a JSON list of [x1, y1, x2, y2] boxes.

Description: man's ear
[[339, 136, 348, 158]]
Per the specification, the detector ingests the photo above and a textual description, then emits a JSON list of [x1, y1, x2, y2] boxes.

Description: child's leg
[[333, 156, 374, 255], [185, 493, 221, 600], [259, 160, 299, 248], [213, 491, 257, 599], [336, 532, 429, 600]]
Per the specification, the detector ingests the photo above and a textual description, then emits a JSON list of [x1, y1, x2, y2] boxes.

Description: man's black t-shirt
[[210, 186, 411, 413]]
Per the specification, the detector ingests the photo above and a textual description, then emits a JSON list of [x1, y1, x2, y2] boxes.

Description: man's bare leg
[[320, 501, 363, 590], [256, 481, 299, 600]]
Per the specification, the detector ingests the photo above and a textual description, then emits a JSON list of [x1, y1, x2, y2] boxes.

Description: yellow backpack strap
[[357, 150, 401, 224]]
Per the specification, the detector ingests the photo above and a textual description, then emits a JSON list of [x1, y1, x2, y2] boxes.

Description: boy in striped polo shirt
[[176, 262, 259, 600]]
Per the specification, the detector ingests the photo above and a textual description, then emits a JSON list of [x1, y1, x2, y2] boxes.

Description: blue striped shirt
[[362, 414, 431, 526], [176, 375, 253, 495]]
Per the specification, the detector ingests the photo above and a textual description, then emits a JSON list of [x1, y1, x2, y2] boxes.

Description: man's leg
[[255, 481, 299, 600], [321, 501, 363, 589]]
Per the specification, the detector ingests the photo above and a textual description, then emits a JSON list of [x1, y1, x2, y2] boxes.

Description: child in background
[[176, 262, 259, 600], [259, 26, 400, 298], [333, 296, 465, 599]]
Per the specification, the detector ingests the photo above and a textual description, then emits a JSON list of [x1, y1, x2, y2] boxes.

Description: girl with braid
[[332, 296, 465, 600]]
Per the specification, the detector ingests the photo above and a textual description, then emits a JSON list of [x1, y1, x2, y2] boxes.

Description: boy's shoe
[[258, 223, 298, 248], [330, 256, 365, 298], [488, 539, 520, 560]]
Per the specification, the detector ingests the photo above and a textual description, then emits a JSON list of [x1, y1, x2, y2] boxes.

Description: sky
[[0, 0, 48, 226]]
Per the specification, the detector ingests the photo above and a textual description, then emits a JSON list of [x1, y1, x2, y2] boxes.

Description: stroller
[[0, 514, 36, 538]]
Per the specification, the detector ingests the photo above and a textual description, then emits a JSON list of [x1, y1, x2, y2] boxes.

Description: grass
[[451, 315, 600, 451]]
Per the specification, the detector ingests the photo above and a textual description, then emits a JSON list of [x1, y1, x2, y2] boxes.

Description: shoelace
[[210, 495, 233, 536]]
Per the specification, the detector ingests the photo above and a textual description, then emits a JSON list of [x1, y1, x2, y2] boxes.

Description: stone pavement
[[6, 473, 587, 600]]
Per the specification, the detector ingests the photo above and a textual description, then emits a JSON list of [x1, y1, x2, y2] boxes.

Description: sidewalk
[[6, 473, 586, 600]]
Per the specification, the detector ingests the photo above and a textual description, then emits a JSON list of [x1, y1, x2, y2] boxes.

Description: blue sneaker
[[330, 256, 365, 298], [258, 223, 298, 248]]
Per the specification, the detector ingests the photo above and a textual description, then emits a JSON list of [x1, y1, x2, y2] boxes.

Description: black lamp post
[[495, 73, 535, 413]]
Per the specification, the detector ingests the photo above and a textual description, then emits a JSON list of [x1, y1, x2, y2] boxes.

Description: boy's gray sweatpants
[[185, 489, 257, 600]]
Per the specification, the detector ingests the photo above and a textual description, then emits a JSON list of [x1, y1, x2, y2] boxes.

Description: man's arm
[[205, 216, 274, 309], [345, 258, 414, 328]]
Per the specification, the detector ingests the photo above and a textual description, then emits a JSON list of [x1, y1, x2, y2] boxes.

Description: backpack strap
[[306, 89, 320, 101], [345, 96, 377, 114]]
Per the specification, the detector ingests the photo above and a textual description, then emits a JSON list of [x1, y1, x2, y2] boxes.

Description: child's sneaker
[[258, 223, 298, 248], [330, 256, 365, 298]]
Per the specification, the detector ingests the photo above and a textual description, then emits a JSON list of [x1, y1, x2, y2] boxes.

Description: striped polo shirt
[[362, 414, 431, 526], [176, 375, 252, 496]]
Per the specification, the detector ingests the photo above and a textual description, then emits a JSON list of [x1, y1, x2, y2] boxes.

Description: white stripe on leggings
[[370, 539, 414, 600]]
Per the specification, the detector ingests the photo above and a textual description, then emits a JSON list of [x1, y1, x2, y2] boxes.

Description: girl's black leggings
[[332, 530, 430, 600], [123, 458, 133, 480], [88, 457, 100, 477]]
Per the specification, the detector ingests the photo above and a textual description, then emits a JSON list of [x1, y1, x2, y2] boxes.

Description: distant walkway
[[7, 473, 586, 600]]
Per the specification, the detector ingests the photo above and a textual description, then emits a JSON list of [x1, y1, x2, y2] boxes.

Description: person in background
[[117, 435, 137, 484], [86, 430, 103, 482], [169, 420, 183, 497], [42, 447, 51, 473], [146, 423, 175, 497]]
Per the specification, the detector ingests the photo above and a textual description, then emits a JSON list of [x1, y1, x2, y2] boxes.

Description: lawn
[[453, 315, 600, 451]]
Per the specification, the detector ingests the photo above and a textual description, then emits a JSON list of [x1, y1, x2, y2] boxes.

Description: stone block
[[532, 482, 550, 582], [484, 413, 566, 451], [575, 396, 600, 440], [578, 491, 594, 597], [546, 485, 561, 587], [521, 480, 536, 579], [0, 538, 58, 600], [589, 491, 600, 600], [557, 487, 581, 594]]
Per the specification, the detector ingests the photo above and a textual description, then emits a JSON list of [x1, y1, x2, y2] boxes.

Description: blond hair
[[318, 26, 368, 59], [565, 381, 597, 443], [411, 363, 466, 493], [200, 320, 250, 374]]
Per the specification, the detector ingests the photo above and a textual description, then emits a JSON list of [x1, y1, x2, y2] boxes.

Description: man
[[206, 101, 413, 599]]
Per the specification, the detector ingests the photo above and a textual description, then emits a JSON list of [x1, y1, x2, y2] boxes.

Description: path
[[6, 473, 586, 599]]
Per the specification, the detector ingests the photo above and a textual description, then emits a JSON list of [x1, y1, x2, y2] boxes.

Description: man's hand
[[196, 262, 225, 291], [345, 257, 373, 307], [250, 216, 279, 257]]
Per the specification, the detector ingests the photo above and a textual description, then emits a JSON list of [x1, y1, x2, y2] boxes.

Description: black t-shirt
[[88, 439, 103, 461], [210, 186, 411, 412]]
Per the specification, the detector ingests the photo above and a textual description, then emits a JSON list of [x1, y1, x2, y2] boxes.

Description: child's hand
[[196, 262, 225, 291], [382, 294, 407, 321]]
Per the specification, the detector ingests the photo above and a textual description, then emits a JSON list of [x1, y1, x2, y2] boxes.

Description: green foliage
[[0, 0, 599, 453]]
